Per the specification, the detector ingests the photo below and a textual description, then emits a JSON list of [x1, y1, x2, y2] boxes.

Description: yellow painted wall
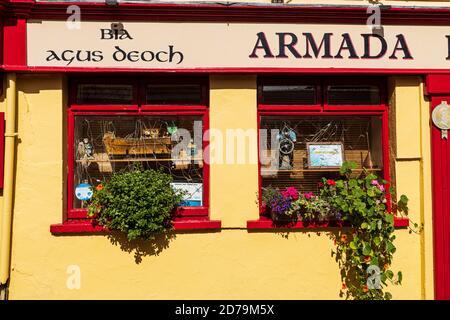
[[388, 77, 434, 299], [5, 73, 433, 299], [0, 75, 5, 221]]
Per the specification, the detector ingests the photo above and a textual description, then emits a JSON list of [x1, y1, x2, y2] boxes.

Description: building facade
[[0, 0, 449, 299]]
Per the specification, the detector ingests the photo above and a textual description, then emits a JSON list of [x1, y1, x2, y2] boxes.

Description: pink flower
[[304, 192, 314, 200], [281, 191, 290, 199], [371, 180, 385, 192], [286, 187, 299, 200]]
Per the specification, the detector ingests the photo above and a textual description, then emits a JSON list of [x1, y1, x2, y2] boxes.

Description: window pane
[[261, 85, 316, 105], [77, 84, 134, 105], [146, 84, 203, 105], [327, 85, 381, 105], [260, 115, 383, 195], [73, 115, 203, 209]]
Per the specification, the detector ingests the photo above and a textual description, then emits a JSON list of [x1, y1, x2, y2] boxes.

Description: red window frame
[[250, 77, 403, 228], [51, 75, 220, 233]]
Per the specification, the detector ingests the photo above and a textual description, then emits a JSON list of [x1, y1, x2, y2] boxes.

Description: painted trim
[[3, 18, 27, 67], [247, 216, 409, 230], [430, 96, 450, 300], [426, 75, 450, 95], [6, 4, 450, 73], [66, 76, 211, 223], [7, 2, 450, 25], [257, 78, 390, 218], [50, 218, 222, 234], [6, 66, 450, 75]]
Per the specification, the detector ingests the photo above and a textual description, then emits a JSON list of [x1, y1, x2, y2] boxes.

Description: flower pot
[[270, 210, 296, 223]]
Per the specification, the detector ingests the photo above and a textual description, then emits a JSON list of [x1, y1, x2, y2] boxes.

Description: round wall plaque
[[432, 101, 450, 139]]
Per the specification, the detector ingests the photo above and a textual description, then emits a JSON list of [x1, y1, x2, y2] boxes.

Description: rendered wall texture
[[5, 74, 433, 299]]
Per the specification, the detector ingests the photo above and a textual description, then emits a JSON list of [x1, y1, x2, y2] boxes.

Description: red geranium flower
[[286, 186, 299, 200], [327, 179, 336, 186], [96, 184, 104, 191]]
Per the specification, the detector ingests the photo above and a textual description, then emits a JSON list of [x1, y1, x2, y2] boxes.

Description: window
[[67, 77, 210, 222], [77, 83, 135, 105], [258, 77, 389, 220], [326, 84, 381, 105]]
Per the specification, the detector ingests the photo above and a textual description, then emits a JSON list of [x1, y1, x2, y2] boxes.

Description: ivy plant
[[87, 165, 184, 241], [276, 161, 421, 299], [318, 161, 414, 300]]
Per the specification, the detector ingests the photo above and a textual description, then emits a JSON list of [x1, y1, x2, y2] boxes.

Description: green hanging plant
[[87, 165, 185, 241], [318, 161, 420, 300], [282, 161, 421, 299]]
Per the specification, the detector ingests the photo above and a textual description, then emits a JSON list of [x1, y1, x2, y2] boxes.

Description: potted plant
[[262, 186, 299, 223], [87, 165, 185, 241]]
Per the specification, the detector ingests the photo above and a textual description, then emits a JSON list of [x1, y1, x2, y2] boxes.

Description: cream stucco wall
[[4, 73, 434, 299]]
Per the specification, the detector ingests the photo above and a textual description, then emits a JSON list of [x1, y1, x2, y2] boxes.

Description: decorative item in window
[[102, 131, 172, 155], [170, 182, 203, 207], [75, 181, 93, 201], [93, 152, 113, 173], [77, 138, 94, 158], [77, 137, 94, 168], [277, 125, 297, 170], [167, 124, 178, 135], [188, 139, 197, 156], [307, 142, 344, 169], [172, 149, 190, 170], [142, 128, 159, 138]]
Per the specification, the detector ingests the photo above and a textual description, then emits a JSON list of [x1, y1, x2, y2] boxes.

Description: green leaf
[[397, 271, 403, 285], [386, 241, 396, 254], [361, 222, 369, 229], [373, 237, 381, 246], [350, 241, 358, 250], [386, 270, 394, 279], [384, 292, 393, 300], [362, 244, 372, 256], [371, 256, 379, 266], [385, 214, 394, 226]]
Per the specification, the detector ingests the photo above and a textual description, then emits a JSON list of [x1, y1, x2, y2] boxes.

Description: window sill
[[50, 218, 222, 235], [247, 216, 410, 230]]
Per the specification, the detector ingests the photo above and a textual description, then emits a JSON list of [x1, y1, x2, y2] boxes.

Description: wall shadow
[[248, 227, 360, 299], [106, 230, 176, 264]]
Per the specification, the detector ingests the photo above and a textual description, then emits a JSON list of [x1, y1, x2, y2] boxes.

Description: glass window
[[261, 84, 317, 105], [76, 84, 134, 105], [73, 115, 204, 209], [326, 85, 381, 105], [146, 84, 203, 105], [260, 115, 384, 194]]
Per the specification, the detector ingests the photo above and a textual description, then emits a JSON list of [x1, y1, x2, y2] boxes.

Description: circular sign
[[279, 138, 295, 155], [432, 101, 450, 130], [75, 183, 93, 201]]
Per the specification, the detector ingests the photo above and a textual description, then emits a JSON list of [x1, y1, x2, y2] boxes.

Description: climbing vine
[[263, 161, 421, 299]]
